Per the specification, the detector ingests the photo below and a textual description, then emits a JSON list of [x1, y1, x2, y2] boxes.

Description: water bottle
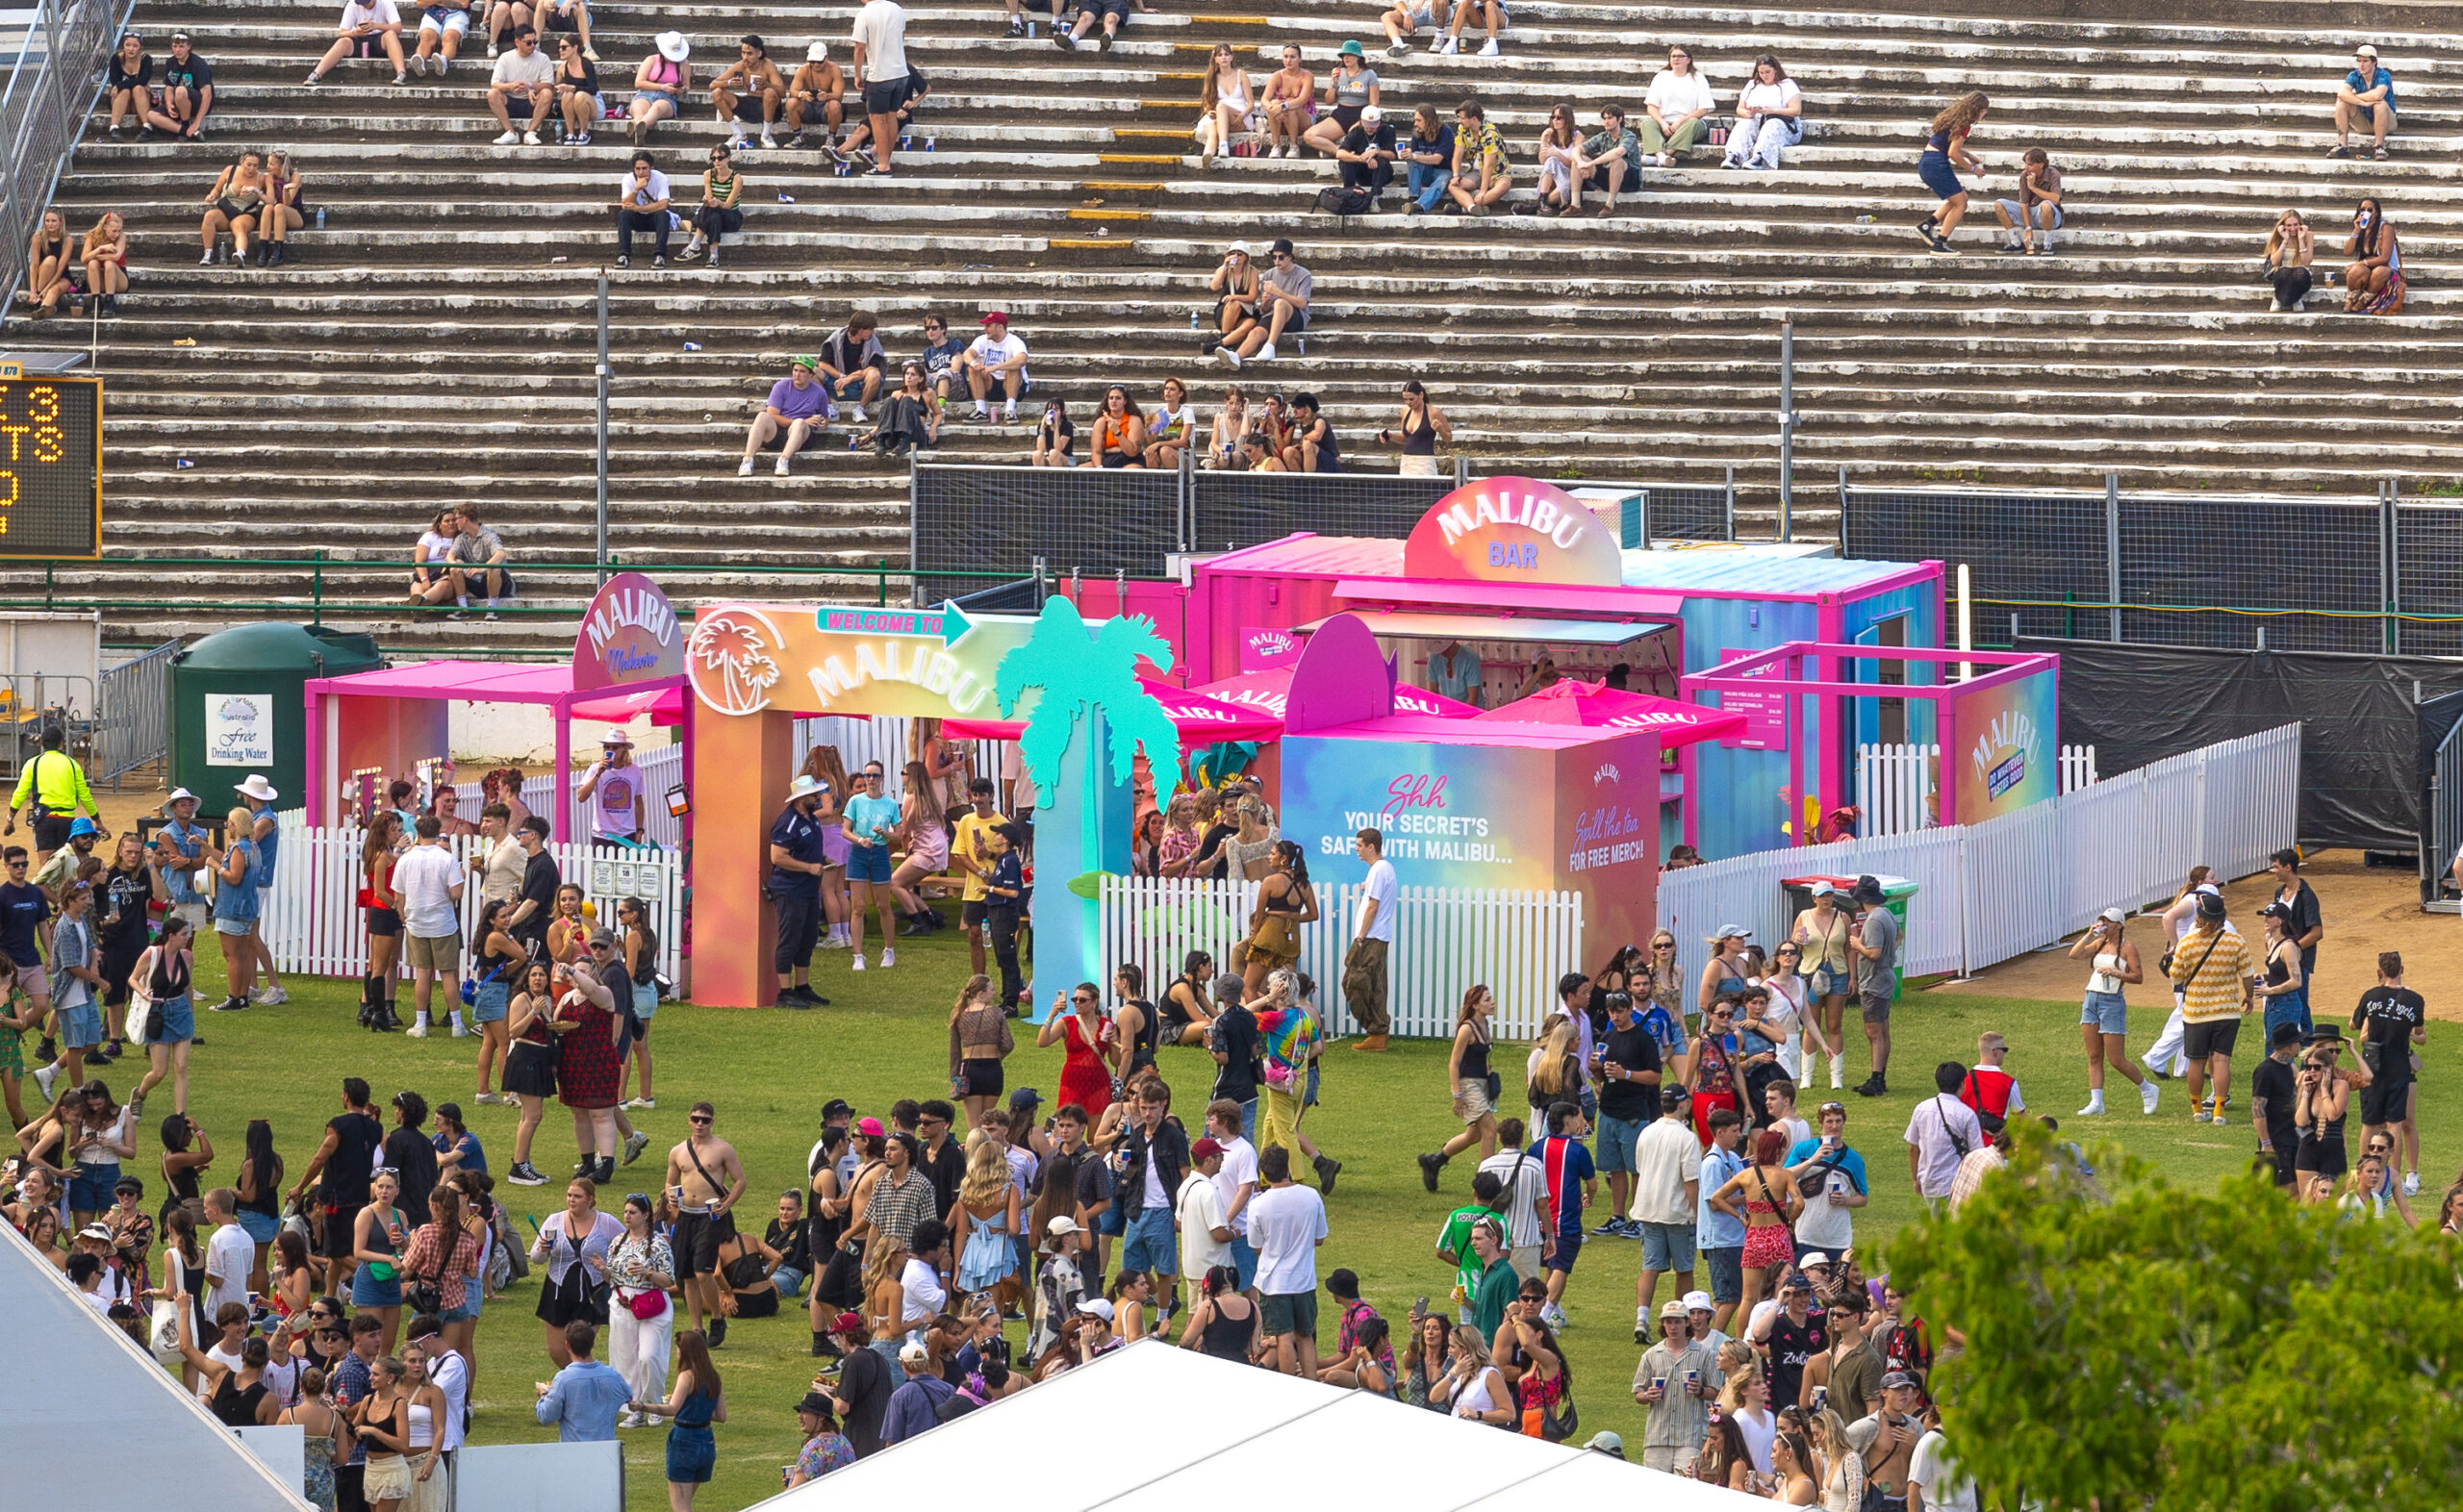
[[925, 138, 935, 152], [1189, 310, 1200, 330], [315, 207, 326, 231]]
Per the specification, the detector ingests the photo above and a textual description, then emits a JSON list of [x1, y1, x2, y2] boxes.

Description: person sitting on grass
[[1445, 102, 1512, 215], [487, 28, 556, 146], [305, 0, 409, 88], [1992, 146, 2062, 255], [739, 356, 832, 477], [819, 312, 887, 423], [710, 34, 787, 152], [786, 42, 845, 154], [962, 312, 1029, 423], [1571, 106, 1640, 216], [2331, 44, 2395, 160], [1278, 392, 1339, 473]]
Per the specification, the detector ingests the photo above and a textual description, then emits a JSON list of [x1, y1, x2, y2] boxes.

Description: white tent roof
[[0, 1222, 311, 1511], [749, 1341, 1766, 1511]]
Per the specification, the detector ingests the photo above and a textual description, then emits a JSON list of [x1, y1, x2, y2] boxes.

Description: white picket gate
[[1096, 875, 1583, 1041], [450, 743, 688, 851], [1855, 742, 2101, 836], [260, 817, 685, 985], [1664, 723, 2299, 989]]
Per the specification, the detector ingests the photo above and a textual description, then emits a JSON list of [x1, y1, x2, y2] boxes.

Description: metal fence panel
[[1187, 470, 1454, 554], [92, 638, 173, 785], [2394, 501, 2463, 657], [2116, 495, 2382, 652], [910, 464, 1179, 606], [1621, 485, 1736, 545], [1841, 487, 2108, 641]]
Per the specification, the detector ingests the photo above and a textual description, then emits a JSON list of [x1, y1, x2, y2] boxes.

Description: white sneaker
[[522, 131, 541, 146], [623, 1096, 656, 1110], [494, 130, 521, 145], [1428, 34, 1444, 50], [33, 1064, 56, 1099], [879, 948, 896, 969], [760, 131, 777, 149], [2140, 1079, 2161, 1115], [1478, 38, 1498, 54], [475, 1091, 502, 1105], [775, 457, 791, 476], [2075, 1097, 2104, 1116], [450, 1021, 470, 1038], [2404, 1171, 2422, 1196], [405, 1023, 430, 1039], [851, 954, 867, 971], [1436, 36, 1458, 54], [738, 458, 755, 475], [259, 985, 289, 1005], [724, 132, 749, 150]]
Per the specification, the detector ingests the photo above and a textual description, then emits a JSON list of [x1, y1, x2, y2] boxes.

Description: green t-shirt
[[1435, 1203, 1492, 1299], [1472, 1255, 1523, 1342]]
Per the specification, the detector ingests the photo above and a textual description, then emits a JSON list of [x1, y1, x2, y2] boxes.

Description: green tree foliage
[[1889, 1129, 2463, 1511]]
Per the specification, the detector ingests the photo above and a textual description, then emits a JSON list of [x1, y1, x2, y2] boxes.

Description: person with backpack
[[1902, 1063, 1984, 1210], [1956, 1033, 2024, 1135]]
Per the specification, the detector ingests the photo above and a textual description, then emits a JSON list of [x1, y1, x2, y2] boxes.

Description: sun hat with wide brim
[[655, 30, 690, 62]]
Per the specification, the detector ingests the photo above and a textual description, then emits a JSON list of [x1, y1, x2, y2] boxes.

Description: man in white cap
[[575, 728, 646, 845], [880, 1341, 952, 1444], [1683, 1288, 1729, 1354], [233, 775, 289, 1004], [2334, 44, 2396, 160], [1333, 103, 1397, 196], [1631, 1297, 1718, 1473], [784, 41, 845, 153]]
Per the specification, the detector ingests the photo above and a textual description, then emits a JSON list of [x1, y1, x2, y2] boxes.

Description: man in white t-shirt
[[1244, 1145, 1327, 1377], [391, 817, 468, 1039], [850, 0, 908, 177], [1176, 1139, 1233, 1303], [1904, 1063, 1986, 1206], [961, 312, 1030, 422], [200, 1188, 255, 1322], [575, 728, 647, 844], [1907, 1402, 1978, 1511], [1341, 827, 1399, 1049], [1204, 1100, 1259, 1289], [486, 26, 555, 143], [307, 0, 408, 86]]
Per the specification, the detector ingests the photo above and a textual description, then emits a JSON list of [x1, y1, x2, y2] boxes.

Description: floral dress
[[607, 1230, 673, 1305], [1157, 826, 1198, 875]]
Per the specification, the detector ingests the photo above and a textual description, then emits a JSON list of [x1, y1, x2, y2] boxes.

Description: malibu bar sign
[[573, 571, 684, 690], [1401, 476, 1624, 588]]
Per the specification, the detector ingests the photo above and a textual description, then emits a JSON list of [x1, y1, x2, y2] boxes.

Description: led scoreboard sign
[[0, 374, 101, 559]]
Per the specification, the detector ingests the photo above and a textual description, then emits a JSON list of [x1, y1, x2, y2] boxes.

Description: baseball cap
[[1799, 1251, 1833, 1268], [791, 354, 818, 371], [2196, 891, 2226, 920], [1659, 1299, 1689, 1319], [1191, 1137, 1224, 1161], [804, 40, 828, 61], [1782, 1274, 1816, 1295], [1712, 923, 1752, 941], [2099, 906, 2126, 922], [1046, 1215, 1080, 1238], [1008, 1087, 1042, 1114], [1881, 1371, 1919, 1391], [2356, 42, 2378, 57], [828, 1311, 866, 1336], [1360, 104, 1383, 125], [854, 1117, 885, 1138], [1682, 1290, 1714, 1313], [980, 311, 1009, 325], [589, 926, 619, 947], [114, 1174, 142, 1197], [1811, 881, 1839, 896], [1583, 1431, 1625, 1459], [898, 1342, 928, 1367], [1075, 1298, 1115, 1323], [821, 1097, 853, 1121]]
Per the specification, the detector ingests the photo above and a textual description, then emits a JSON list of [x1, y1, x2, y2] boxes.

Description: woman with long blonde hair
[[889, 759, 949, 936], [1813, 1407, 1864, 1510], [950, 1133, 1021, 1309], [80, 213, 128, 316], [860, 1237, 912, 1372], [1524, 1014, 1579, 1127], [2262, 208, 2315, 313], [799, 743, 853, 948]]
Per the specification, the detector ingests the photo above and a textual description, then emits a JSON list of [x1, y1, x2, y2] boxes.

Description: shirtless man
[[784, 41, 846, 154], [709, 34, 787, 150], [1847, 1373, 1925, 1510], [664, 1100, 749, 1346]]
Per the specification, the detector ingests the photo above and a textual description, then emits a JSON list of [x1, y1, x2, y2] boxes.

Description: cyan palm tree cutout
[[994, 596, 1183, 813]]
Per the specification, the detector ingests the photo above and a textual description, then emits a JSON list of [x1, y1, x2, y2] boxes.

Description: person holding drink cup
[[2068, 905, 2156, 1116], [839, 762, 903, 972], [1632, 1297, 1719, 1473]]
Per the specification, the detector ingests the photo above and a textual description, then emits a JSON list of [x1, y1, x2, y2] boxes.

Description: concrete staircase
[[9, 0, 2463, 647]]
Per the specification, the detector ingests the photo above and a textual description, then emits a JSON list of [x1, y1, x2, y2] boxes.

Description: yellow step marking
[[1081, 180, 1164, 191], [1067, 208, 1152, 221], [1096, 154, 1184, 164], [1049, 238, 1122, 249]]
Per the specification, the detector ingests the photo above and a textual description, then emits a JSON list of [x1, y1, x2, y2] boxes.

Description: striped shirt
[[2168, 925, 2253, 1023]]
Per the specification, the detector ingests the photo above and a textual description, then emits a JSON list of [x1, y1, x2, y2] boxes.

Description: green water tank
[[169, 623, 384, 808]]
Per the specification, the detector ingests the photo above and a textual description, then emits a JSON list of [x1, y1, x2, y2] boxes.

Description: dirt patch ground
[[1933, 848, 2463, 1021]]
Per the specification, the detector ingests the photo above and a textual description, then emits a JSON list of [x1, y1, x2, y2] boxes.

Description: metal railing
[[91, 634, 170, 786], [0, 0, 136, 310]]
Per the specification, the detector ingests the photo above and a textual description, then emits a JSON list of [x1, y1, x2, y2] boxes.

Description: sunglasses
[[1818, 1102, 1846, 1115], [688, 1115, 712, 1125]]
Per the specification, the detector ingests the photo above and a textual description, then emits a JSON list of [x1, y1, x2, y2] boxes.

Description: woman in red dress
[[554, 961, 626, 1184], [1036, 982, 1116, 1120]]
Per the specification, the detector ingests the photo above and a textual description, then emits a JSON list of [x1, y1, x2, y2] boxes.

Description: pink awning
[[571, 684, 685, 726], [1191, 667, 1481, 723], [1474, 678, 1747, 748], [940, 677, 1283, 743]]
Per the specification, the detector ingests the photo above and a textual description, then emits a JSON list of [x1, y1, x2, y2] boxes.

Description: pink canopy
[[1192, 667, 1481, 723], [940, 676, 1283, 743], [571, 683, 686, 727], [1475, 678, 1748, 747]]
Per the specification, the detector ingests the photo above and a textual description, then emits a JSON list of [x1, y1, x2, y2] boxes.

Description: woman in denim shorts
[[618, 896, 660, 1110], [469, 901, 526, 1105], [2067, 906, 2156, 1117]]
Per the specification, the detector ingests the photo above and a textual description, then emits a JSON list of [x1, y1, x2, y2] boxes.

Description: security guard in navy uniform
[[767, 774, 834, 1008]]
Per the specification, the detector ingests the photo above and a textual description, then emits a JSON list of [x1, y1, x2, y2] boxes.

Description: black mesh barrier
[[1841, 489, 2107, 642], [946, 576, 1044, 614], [2394, 503, 2463, 657], [2117, 497, 2383, 654], [1187, 471, 1455, 555], [910, 464, 1180, 606], [1619, 487, 1734, 544]]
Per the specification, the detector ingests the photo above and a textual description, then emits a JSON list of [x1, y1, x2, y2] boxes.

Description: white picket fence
[[259, 819, 686, 985], [1096, 875, 1584, 1041], [1663, 723, 2299, 990], [448, 743, 688, 851], [1854, 742, 2101, 837]]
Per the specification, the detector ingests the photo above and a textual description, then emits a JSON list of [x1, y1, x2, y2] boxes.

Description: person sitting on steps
[[197, 148, 269, 267], [785, 42, 846, 154], [486, 27, 556, 146], [408, 0, 472, 77], [1214, 239, 1308, 368], [2331, 44, 2395, 160], [1437, 0, 1503, 57], [1278, 393, 1339, 474], [680, 142, 744, 265], [628, 32, 691, 149], [19, 211, 77, 319], [2261, 208, 2315, 314], [1570, 105, 1640, 216], [2343, 196, 2403, 315], [1258, 45, 1314, 160], [1054, 0, 1149, 54], [710, 34, 787, 152], [304, 0, 409, 88], [819, 312, 888, 423], [80, 214, 128, 318], [740, 356, 832, 477], [1992, 146, 2061, 256], [551, 33, 599, 144], [611, 150, 672, 268], [1445, 102, 1512, 215]]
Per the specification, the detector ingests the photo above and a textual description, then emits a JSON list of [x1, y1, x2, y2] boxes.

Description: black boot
[[358, 978, 376, 1028], [373, 998, 400, 1032]]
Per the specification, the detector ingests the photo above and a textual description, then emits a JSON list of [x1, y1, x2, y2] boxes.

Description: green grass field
[[143, 933, 2460, 1510]]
